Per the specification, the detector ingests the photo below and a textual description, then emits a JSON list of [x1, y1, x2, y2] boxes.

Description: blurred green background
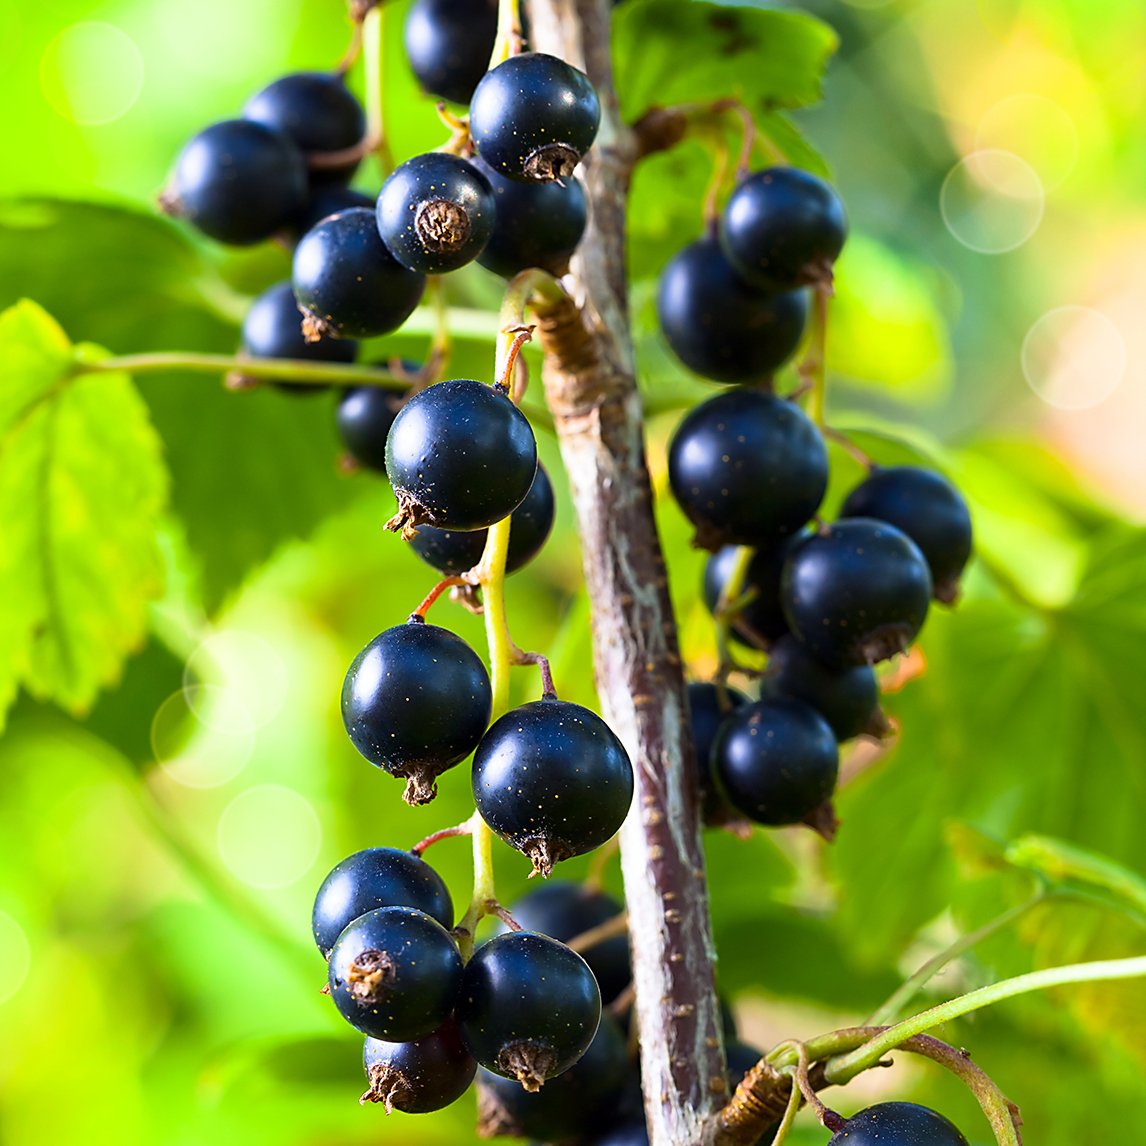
[[1, 1, 1144, 1144]]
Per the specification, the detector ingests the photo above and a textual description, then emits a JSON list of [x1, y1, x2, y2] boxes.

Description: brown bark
[[524, 2, 727, 1142]]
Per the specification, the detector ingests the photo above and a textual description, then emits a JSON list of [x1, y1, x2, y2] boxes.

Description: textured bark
[[525, 3, 727, 1142]]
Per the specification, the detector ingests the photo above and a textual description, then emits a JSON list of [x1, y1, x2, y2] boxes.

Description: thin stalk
[[74, 353, 406, 389], [801, 284, 830, 426], [362, 3, 394, 172], [491, 0, 524, 67]]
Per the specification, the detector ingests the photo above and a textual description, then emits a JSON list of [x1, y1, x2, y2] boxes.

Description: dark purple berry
[[243, 71, 365, 185], [476, 1013, 628, 1140], [839, 466, 973, 604], [702, 539, 805, 650], [164, 119, 307, 245], [721, 167, 847, 290], [668, 389, 828, 549], [712, 698, 838, 827], [470, 53, 601, 182], [377, 152, 495, 273], [827, 1102, 970, 1146], [312, 847, 453, 956], [657, 237, 807, 383], [327, 906, 463, 1042], [292, 207, 425, 340], [475, 157, 588, 278], [472, 698, 634, 875], [507, 881, 629, 1003], [780, 520, 932, 668], [292, 186, 376, 238], [361, 1018, 477, 1113], [404, 0, 498, 105], [409, 463, 555, 575], [457, 931, 601, 1091], [686, 682, 749, 821], [336, 386, 405, 473], [341, 616, 492, 805], [385, 378, 538, 535]]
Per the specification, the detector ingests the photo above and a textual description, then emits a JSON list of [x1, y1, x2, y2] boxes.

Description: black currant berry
[[361, 1018, 477, 1113], [840, 465, 973, 604], [472, 698, 634, 875], [780, 520, 933, 668], [163, 119, 307, 245], [409, 463, 555, 576], [240, 282, 356, 396], [404, 0, 498, 105], [385, 378, 538, 536], [336, 386, 405, 474], [686, 682, 749, 820], [827, 1102, 970, 1146], [761, 635, 887, 743], [292, 207, 425, 340], [292, 185, 376, 239], [720, 167, 848, 291], [311, 847, 454, 956], [470, 53, 601, 182], [457, 931, 601, 1090], [668, 389, 828, 549], [377, 153, 495, 273], [702, 539, 805, 649], [475, 157, 588, 278], [243, 71, 365, 185], [476, 1013, 628, 1139], [657, 237, 807, 384], [712, 698, 838, 827], [327, 906, 463, 1042], [341, 616, 492, 805], [507, 881, 630, 1003], [591, 1125, 649, 1146]]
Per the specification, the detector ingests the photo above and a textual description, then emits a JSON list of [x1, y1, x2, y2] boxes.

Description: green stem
[[74, 353, 405, 389], [491, 0, 523, 66], [868, 894, 1050, 1025], [362, 2, 394, 172], [821, 955, 1146, 1085], [802, 285, 829, 426], [713, 545, 754, 673]]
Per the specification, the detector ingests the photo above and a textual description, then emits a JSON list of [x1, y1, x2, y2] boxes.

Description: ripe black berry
[[780, 520, 933, 667], [341, 616, 492, 805], [377, 153, 495, 273], [240, 282, 356, 395], [404, 0, 498, 105], [472, 698, 634, 875], [507, 881, 630, 1003], [457, 931, 601, 1090], [327, 906, 463, 1042], [840, 465, 973, 604], [385, 378, 538, 535], [311, 847, 454, 956], [476, 1013, 628, 1139], [827, 1102, 970, 1146], [292, 207, 425, 340], [243, 71, 365, 185], [761, 635, 886, 742], [720, 167, 848, 290], [475, 157, 588, 278], [657, 237, 807, 384], [470, 53, 601, 182], [687, 681, 749, 821], [292, 186, 376, 239], [712, 698, 838, 826], [409, 463, 555, 575], [361, 1018, 477, 1113], [668, 389, 828, 549], [163, 119, 307, 245], [336, 386, 405, 473], [591, 1124, 649, 1146], [702, 539, 805, 649]]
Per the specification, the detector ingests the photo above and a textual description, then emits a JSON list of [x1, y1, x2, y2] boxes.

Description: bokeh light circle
[[217, 785, 321, 890], [184, 629, 288, 732], [0, 911, 31, 1005], [40, 22, 144, 126], [940, 149, 1044, 254], [1022, 306, 1126, 411], [152, 686, 256, 789], [975, 94, 1079, 192]]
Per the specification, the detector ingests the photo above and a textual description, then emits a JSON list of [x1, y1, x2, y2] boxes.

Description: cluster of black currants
[[660, 168, 973, 835]]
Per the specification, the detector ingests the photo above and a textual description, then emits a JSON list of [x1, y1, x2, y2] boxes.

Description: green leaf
[[613, 0, 838, 119], [0, 301, 167, 729], [1005, 834, 1146, 919]]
